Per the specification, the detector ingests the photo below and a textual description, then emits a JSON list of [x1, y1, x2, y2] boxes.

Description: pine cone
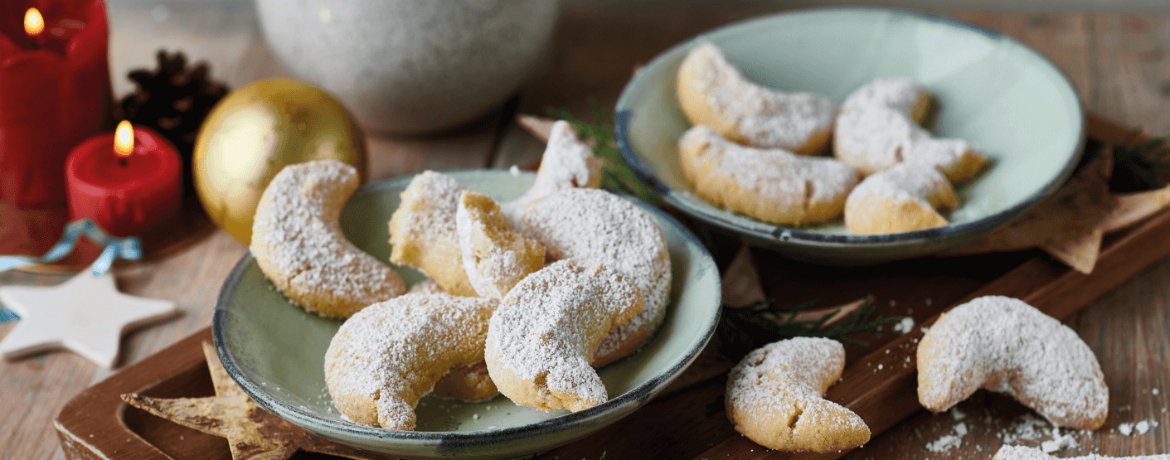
[[119, 50, 229, 194]]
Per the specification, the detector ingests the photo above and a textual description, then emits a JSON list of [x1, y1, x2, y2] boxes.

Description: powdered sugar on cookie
[[844, 162, 957, 235], [484, 261, 643, 412], [500, 120, 600, 227], [251, 159, 406, 318], [677, 41, 837, 154], [918, 296, 1109, 430], [848, 162, 955, 207], [522, 188, 672, 366], [835, 79, 987, 183], [324, 293, 498, 430], [679, 125, 859, 225]]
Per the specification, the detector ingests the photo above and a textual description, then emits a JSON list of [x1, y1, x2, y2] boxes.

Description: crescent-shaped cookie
[[251, 159, 406, 318], [918, 296, 1109, 430], [994, 445, 1170, 460], [324, 293, 498, 430], [500, 120, 601, 227], [834, 79, 987, 183], [402, 279, 499, 401], [484, 260, 643, 412], [726, 337, 871, 452], [388, 171, 476, 296], [679, 125, 860, 225], [522, 188, 672, 367], [677, 41, 837, 155], [456, 191, 545, 299], [843, 162, 958, 235]]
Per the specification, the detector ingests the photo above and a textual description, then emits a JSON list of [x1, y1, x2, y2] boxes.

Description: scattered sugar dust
[[1117, 418, 1160, 436], [926, 416, 969, 453], [893, 316, 916, 334], [1040, 427, 1078, 453]]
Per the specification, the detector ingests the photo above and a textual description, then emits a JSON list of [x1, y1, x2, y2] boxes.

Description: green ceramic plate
[[212, 170, 721, 459], [616, 7, 1084, 264]]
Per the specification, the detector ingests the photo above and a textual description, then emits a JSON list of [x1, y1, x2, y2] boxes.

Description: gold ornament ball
[[194, 77, 367, 244]]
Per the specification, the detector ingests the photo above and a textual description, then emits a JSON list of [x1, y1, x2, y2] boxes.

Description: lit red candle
[[65, 121, 181, 236], [0, 0, 111, 207]]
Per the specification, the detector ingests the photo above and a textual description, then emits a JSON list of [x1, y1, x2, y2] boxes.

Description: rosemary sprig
[[717, 296, 903, 361], [1110, 134, 1170, 192], [548, 105, 662, 206]]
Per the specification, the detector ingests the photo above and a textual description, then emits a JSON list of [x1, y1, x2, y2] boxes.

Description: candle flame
[[114, 121, 134, 157], [24, 8, 44, 37]]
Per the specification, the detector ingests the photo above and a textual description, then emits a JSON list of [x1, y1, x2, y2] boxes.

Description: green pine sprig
[[1110, 134, 1170, 192], [717, 296, 903, 361]]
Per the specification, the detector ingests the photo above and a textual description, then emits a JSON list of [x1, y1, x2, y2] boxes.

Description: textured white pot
[[255, 0, 560, 134]]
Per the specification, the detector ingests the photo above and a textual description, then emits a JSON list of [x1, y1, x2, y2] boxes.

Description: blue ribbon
[[0, 219, 143, 322]]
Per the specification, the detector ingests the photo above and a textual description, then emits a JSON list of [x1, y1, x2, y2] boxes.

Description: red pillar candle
[[65, 122, 180, 237], [0, 0, 111, 207]]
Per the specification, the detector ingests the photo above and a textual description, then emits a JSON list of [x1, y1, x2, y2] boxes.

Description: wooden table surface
[[2, 3, 1169, 459]]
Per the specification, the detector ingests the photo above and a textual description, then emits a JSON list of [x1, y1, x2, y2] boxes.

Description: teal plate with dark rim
[[212, 170, 721, 459], [615, 7, 1085, 265]]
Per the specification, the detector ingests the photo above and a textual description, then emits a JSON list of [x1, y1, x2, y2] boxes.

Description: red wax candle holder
[[65, 125, 181, 237], [0, 0, 111, 207]]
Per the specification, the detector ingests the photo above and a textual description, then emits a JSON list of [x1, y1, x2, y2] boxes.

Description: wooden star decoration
[[944, 148, 1170, 274], [0, 271, 177, 368], [122, 342, 386, 460]]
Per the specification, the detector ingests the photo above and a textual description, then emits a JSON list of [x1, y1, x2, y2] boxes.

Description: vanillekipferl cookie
[[387, 171, 476, 296], [834, 79, 988, 183], [324, 293, 498, 430], [403, 278, 499, 401], [917, 296, 1109, 430], [726, 337, 871, 452], [522, 188, 672, 367], [676, 41, 837, 155], [994, 445, 1170, 460], [484, 260, 643, 412], [500, 120, 601, 227], [251, 159, 406, 318], [843, 162, 958, 235], [456, 191, 545, 299], [678, 125, 860, 226]]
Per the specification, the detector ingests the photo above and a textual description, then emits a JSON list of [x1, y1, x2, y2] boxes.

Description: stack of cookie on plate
[[676, 41, 988, 235], [247, 121, 672, 431]]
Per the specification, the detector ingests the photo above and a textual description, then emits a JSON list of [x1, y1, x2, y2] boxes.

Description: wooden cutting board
[[55, 114, 1167, 460]]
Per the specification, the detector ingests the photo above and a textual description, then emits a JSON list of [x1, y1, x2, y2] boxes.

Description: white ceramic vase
[[255, 0, 560, 134]]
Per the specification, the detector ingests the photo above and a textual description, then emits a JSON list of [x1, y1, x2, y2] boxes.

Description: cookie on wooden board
[[726, 337, 871, 452], [918, 296, 1109, 430]]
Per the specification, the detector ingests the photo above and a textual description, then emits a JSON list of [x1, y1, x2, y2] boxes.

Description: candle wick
[[118, 157, 128, 168]]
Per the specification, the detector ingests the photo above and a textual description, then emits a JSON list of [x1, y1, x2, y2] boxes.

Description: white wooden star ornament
[[0, 271, 177, 368]]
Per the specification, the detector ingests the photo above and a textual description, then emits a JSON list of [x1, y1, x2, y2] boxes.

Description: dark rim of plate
[[615, 6, 1086, 248], [212, 170, 722, 452]]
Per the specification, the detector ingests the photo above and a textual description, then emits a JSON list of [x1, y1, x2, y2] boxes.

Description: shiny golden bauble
[[194, 77, 367, 244]]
